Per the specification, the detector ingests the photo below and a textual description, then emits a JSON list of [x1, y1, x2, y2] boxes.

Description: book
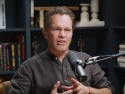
[[0, 0, 6, 29], [34, 10, 44, 28], [2, 43, 7, 71], [119, 44, 125, 51], [0, 43, 3, 71], [6, 43, 10, 71], [15, 43, 21, 67], [9, 43, 16, 71], [39, 10, 44, 28], [119, 50, 125, 54], [117, 56, 125, 63], [118, 56, 125, 59], [13, 34, 25, 63], [30, 0, 34, 27], [117, 62, 125, 67], [117, 56, 125, 67], [21, 42, 25, 62]]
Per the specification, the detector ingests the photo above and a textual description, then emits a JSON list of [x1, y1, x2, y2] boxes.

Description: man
[[8, 6, 114, 94]]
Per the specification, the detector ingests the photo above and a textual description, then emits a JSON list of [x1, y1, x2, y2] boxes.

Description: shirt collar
[[46, 50, 58, 61], [45, 50, 70, 63]]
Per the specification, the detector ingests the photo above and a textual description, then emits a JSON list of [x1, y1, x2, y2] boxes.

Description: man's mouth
[[57, 40, 66, 44]]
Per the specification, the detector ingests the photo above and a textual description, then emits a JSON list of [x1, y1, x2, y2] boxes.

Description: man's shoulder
[[69, 50, 91, 59], [22, 51, 47, 66]]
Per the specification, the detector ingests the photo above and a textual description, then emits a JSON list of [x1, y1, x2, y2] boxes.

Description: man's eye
[[54, 28, 59, 30], [65, 29, 71, 32]]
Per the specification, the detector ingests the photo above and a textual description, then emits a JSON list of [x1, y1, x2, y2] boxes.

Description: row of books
[[0, 42, 25, 72], [117, 44, 125, 67]]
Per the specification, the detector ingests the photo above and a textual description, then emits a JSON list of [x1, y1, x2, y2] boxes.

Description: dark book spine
[[16, 43, 21, 67], [13, 34, 25, 63], [0, 44, 3, 71], [2, 43, 7, 71], [10, 43, 16, 71], [21, 43, 25, 62], [6, 43, 10, 71]]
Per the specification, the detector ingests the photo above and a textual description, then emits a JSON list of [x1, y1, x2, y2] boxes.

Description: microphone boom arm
[[86, 53, 125, 65]]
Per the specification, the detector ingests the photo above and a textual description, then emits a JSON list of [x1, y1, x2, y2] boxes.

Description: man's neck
[[48, 49, 69, 63]]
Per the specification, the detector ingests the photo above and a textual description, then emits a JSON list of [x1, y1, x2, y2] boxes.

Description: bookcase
[[0, 0, 125, 94]]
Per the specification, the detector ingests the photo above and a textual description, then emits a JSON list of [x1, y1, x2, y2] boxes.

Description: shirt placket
[[55, 57, 71, 86], [62, 59, 71, 86]]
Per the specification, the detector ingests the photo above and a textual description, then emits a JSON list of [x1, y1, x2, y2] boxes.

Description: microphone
[[67, 51, 87, 82]]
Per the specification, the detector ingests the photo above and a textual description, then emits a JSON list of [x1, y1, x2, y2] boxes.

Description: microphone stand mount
[[85, 53, 125, 65]]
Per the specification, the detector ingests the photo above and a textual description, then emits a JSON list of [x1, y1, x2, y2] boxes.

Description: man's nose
[[59, 30, 66, 37]]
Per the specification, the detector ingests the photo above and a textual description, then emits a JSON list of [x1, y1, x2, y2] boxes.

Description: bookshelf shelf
[[113, 66, 125, 71], [74, 27, 108, 30], [30, 28, 42, 31], [0, 28, 25, 32], [113, 26, 125, 30], [0, 71, 15, 75]]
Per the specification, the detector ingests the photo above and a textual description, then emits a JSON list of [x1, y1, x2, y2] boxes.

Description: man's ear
[[42, 29, 48, 39]]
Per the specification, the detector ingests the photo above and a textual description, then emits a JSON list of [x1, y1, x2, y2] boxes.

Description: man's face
[[43, 14, 73, 53]]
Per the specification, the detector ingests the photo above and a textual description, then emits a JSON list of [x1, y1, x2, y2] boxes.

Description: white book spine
[[118, 56, 125, 59], [119, 44, 125, 51], [117, 58, 125, 63], [0, 0, 6, 29], [118, 62, 125, 67], [119, 50, 125, 53], [30, 0, 34, 27], [39, 10, 44, 28]]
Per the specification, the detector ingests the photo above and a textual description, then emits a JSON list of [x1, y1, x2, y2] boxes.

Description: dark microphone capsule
[[67, 51, 87, 82]]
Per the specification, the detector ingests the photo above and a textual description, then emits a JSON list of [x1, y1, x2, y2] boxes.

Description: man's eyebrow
[[51, 26, 72, 29], [65, 27, 72, 30]]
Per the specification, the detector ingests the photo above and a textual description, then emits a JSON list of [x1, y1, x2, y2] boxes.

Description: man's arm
[[61, 78, 112, 94], [8, 64, 31, 94], [91, 63, 114, 93], [89, 87, 112, 94]]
